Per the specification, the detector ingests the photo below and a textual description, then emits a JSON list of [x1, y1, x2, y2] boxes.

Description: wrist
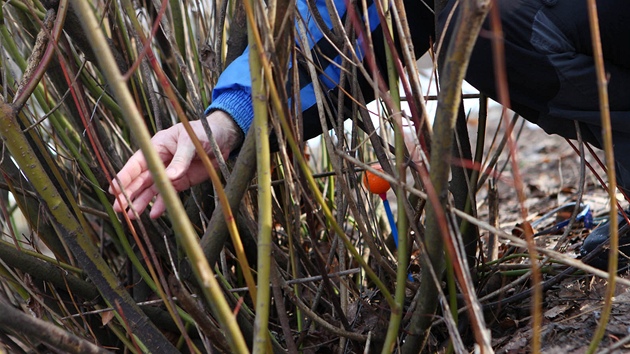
[[205, 110, 244, 155], [206, 89, 254, 134]]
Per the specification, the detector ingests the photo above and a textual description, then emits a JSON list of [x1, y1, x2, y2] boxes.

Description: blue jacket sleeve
[[205, 47, 254, 133], [206, 0, 435, 138], [205, 0, 352, 134]]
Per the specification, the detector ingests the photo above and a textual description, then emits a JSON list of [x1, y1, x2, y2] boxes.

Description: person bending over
[[109, 0, 630, 266]]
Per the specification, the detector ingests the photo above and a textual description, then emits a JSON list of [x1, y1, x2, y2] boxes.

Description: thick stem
[[402, 0, 492, 352], [0, 297, 110, 354], [245, 0, 273, 350]]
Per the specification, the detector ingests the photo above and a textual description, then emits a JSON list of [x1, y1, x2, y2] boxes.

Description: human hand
[[109, 110, 243, 219]]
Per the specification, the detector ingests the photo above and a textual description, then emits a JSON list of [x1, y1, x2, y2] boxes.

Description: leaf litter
[[472, 111, 630, 353]]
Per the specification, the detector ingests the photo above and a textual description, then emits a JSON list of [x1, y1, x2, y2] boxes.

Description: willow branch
[[402, 0, 493, 352], [0, 297, 110, 354], [68, 1, 248, 351]]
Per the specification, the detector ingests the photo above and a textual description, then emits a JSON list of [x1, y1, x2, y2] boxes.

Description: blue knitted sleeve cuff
[[205, 89, 254, 134]]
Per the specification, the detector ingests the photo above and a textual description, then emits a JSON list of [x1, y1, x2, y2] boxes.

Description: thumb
[[165, 142, 196, 180]]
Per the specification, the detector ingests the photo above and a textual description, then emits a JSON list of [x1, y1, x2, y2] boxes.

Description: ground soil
[[467, 111, 630, 354]]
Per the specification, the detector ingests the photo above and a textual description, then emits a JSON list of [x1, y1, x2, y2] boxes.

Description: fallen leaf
[[545, 304, 570, 319], [101, 310, 115, 326]]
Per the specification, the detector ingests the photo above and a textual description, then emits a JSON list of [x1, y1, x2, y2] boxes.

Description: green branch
[[67, 1, 248, 352], [0, 101, 177, 352]]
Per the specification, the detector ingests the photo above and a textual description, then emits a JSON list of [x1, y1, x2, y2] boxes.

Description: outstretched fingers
[[109, 126, 205, 218], [125, 183, 161, 219], [109, 151, 155, 214], [109, 150, 148, 195], [108, 132, 178, 216]]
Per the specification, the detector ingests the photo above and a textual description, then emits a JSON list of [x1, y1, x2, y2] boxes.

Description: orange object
[[363, 164, 391, 195]]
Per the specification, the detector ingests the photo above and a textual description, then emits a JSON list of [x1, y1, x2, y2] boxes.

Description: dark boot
[[580, 210, 630, 269]]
